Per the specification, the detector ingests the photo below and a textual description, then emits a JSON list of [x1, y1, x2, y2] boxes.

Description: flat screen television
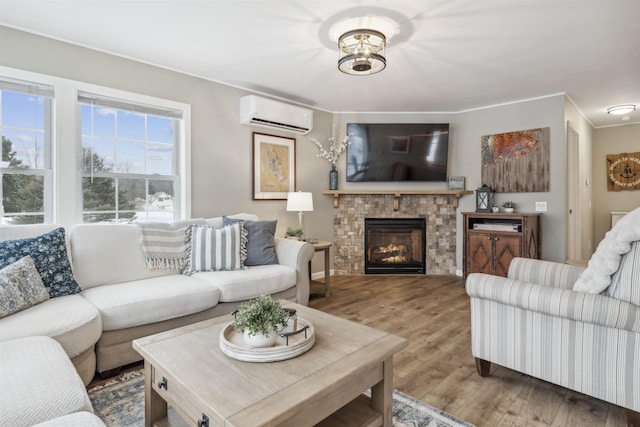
[[346, 123, 449, 182]]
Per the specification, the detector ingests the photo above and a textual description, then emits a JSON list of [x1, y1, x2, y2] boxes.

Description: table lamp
[[286, 191, 313, 231]]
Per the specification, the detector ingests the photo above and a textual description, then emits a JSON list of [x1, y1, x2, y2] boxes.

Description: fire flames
[[371, 243, 409, 263]]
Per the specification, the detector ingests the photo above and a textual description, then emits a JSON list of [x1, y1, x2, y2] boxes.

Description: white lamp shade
[[286, 192, 313, 212]]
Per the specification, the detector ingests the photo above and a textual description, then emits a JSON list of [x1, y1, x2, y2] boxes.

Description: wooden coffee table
[[133, 302, 408, 427]]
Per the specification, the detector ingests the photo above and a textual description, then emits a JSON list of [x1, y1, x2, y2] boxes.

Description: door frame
[[566, 122, 581, 261]]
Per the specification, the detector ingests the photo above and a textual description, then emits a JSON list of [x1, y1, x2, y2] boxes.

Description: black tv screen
[[346, 123, 450, 182]]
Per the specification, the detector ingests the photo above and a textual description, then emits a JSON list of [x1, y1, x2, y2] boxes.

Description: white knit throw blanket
[[138, 219, 205, 271], [573, 207, 640, 293]]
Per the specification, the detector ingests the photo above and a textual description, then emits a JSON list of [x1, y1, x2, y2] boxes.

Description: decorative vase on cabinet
[[329, 165, 338, 190]]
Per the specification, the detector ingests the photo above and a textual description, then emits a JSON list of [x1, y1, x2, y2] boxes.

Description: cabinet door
[[467, 233, 494, 275], [493, 234, 522, 277]]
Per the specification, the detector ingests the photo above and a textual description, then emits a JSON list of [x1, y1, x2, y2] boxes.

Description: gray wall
[[0, 26, 335, 241], [334, 95, 567, 268], [1, 26, 592, 274], [592, 124, 640, 244], [452, 96, 567, 265]]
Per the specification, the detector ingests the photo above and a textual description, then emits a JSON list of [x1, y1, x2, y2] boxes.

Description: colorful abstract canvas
[[481, 127, 550, 193]]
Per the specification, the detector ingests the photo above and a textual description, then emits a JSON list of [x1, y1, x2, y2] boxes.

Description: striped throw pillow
[[184, 223, 247, 275]]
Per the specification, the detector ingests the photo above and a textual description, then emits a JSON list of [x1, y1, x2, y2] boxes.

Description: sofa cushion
[[0, 294, 102, 358], [223, 217, 279, 266], [70, 224, 177, 289], [0, 224, 60, 241], [138, 218, 206, 271], [0, 336, 94, 427], [185, 223, 247, 274], [0, 228, 81, 297], [205, 213, 260, 228], [603, 240, 640, 306], [0, 255, 50, 318], [80, 274, 220, 330], [574, 207, 640, 293], [192, 264, 296, 302], [33, 412, 106, 427]]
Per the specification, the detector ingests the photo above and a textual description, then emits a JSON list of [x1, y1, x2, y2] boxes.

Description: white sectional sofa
[[0, 214, 315, 385], [0, 336, 106, 427]]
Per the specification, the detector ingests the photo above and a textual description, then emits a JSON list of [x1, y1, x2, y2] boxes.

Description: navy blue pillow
[[222, 217, 278, 266], [0, 228, 81, 298]]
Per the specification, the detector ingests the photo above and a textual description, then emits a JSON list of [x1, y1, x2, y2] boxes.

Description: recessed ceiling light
[[607, 104, 636, 115]]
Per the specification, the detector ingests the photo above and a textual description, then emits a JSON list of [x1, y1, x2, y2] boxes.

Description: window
[[0, 78, 53, 224], [79, 93, 183, 223], [1, 66, 191, 226]]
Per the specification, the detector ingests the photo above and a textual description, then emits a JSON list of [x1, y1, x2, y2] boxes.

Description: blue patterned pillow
[[0, 228, 81, 298]]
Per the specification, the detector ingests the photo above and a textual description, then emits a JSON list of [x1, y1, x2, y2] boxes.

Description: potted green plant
[[284, 226, 304, 240], [233, 295, 289, 348], [501, 201, 516, 213]]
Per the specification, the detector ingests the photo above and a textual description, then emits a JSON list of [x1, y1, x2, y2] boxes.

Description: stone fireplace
[[365, 218, 426, 274], [330, 192, 461, 275]]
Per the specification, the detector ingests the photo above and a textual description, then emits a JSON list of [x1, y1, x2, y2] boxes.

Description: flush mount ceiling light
[[338, 29, 386, 75], [607, 104, 636, 115]]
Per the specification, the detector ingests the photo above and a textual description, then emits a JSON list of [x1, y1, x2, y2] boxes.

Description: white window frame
[[0, 77, 54, 224], [78, 92, 183, 223], [0, 66, 192, 229]]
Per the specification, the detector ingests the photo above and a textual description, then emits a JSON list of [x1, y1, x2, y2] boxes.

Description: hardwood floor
[[308, 275, 628, 427]]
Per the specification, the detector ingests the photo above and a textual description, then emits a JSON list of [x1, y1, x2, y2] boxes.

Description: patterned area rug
[[89, 369, 475, 427]]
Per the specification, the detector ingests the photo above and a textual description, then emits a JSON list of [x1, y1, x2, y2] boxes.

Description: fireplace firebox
[[364, 218, 426, 274]]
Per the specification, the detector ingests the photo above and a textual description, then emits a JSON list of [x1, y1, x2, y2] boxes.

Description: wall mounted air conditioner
[[240, 95, 313, 135]]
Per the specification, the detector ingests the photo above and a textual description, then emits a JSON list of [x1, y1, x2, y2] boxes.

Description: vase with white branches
[[309, 131, 352, 190]]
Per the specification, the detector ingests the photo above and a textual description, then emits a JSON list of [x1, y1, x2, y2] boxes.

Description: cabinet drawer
[[152, 365, 215, 426]]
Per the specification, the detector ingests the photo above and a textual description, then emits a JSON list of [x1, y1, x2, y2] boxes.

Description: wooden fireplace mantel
[[322, 190, 473, 211]]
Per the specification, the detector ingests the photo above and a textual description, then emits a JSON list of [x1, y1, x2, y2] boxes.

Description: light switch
[[535, 201, 547, 212]]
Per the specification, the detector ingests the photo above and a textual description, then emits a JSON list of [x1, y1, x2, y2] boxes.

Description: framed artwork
[[448, 176, 465, 190], [252, 132, 296, 200], [481, 127, 550, 193], [390, 136, 409, 153], [606, 152, 640, 191]]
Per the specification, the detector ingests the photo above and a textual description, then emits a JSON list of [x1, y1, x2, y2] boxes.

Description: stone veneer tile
[[332, 194, 457, 275]]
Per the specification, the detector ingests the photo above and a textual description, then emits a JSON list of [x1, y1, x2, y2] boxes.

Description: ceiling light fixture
[[607, 104, 636, 115], [338, 29, 386, 75]]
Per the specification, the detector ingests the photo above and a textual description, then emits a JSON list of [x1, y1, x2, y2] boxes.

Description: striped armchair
[[466, 249, 640, 425]]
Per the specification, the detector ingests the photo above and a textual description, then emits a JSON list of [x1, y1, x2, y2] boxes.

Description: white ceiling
[[1, 0, 639, 127]]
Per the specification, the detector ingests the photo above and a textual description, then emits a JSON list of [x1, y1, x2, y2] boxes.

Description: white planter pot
[[504, 208, 514, 213], [243, 328, 277, 348]]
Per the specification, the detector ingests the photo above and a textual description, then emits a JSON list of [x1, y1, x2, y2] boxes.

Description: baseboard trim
[[311, 270, 333, 280]]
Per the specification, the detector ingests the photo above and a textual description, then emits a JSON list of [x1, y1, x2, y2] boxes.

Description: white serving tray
[[219, 317, 315, 362]]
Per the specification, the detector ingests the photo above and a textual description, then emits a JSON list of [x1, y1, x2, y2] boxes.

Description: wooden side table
[[309, 240, 332, 297]]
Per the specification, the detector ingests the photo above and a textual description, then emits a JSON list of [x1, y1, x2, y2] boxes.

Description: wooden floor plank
[[309, 275, 627, 427], [494, 376, 566, 426]]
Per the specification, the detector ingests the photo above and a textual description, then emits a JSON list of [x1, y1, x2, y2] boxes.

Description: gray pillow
[[0, 255, 50, 318], [223, 217, 279, 266]]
